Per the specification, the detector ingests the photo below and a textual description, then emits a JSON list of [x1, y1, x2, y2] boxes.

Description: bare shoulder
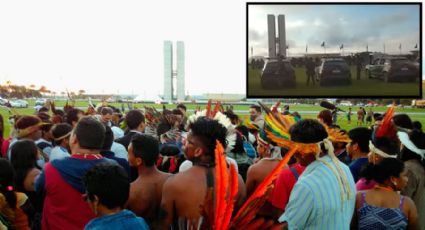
[[403, 195, 416, 210]]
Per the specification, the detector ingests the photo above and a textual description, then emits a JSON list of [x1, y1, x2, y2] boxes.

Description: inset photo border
[[246, 2, 423, 98]]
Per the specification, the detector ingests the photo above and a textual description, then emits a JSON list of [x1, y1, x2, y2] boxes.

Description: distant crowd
[[0, 100, 424, 230]]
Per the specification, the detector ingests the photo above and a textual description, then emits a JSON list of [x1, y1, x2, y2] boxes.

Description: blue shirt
[[84, 210, 149, 230], [279, 155, 356, 230], [349, 157, 369, 182]]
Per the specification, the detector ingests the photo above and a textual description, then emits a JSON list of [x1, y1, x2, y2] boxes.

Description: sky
[[0, 1, 422, 96], [249, 4, 420, 57]]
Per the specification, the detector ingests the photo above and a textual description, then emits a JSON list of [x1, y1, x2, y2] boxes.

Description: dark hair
[[0, 159, 17, 209], [317, 110, 333, 126], [361, 158, 404, 184], [249, 105, 261, 113], [412, 121, 422, 132], [189, 117, 228, 157], [235, 125, 249, 140], [37, 112, 53, 133], [176, 104, 187, 112], [400, 129, 425, 169], [290, 119, 328, 143], [130, 134, 160, 167], [348, 127, 371, 153], [393, 114, 413, 130], [125, 110, 145, 130], [101, 107, 113, 116], [102, 126, 114, 151], [66, 108, 84, 126], [83, 164, 129, 209], [172, 109, 184, 116], [157, 122, 172, 137], [231, 132, 245, 155], [373, 137, 399, 156], [10, 140, 39, 192], [160, 144, 180, 156], [373, 113, 383, 121], [74, 117, 105, 150], [38, 107, 49, 113], [16, 116, 41, 130], [224, 111, 239, 121], [51, 123, 73, 146]]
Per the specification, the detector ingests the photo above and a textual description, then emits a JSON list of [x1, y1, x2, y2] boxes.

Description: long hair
[[0, 114, 4, 140], [0, 158, 17, 210], [10, 140, 39, 192]]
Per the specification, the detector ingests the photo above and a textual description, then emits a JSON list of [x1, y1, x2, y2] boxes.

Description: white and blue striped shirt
[[279, 155, 356, 230]]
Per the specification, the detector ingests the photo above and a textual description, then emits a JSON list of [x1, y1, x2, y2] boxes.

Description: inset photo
[[247, 3, 422, 98]]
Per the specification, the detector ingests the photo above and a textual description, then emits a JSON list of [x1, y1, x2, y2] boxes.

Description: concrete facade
[[176, 41, 185, 101], [163, 41, 173, 102], [163, 41, 185, 102], [267, 15, 276, 58], [278, 15, 286, 57]]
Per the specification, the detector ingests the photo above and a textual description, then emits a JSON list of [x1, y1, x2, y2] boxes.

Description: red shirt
[[1, 137, 11, 158], [269, 163, 305, 210]]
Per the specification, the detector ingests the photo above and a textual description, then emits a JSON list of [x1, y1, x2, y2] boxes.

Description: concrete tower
[[176, 41, 185, 101], [163, 41, 173, 102], [267, 15, 276, 58], [278, 15, 286, 57], [163, 41, 185, 102]]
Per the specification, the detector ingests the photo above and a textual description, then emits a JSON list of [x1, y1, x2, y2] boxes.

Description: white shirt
[[49, 146, 70, 161]]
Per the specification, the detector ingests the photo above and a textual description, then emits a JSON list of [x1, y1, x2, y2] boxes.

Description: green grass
[[248, 66, 420, 97], [2, 102, 424, 139]]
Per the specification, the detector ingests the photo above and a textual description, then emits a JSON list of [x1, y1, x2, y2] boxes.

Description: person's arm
[[405, 196, 418, 230], [350, 192, 361, 230], [235, 173, 246, 210], [159, 176, 176, 230], [401, 168, 418, 198], [245, 165, 258, 197]]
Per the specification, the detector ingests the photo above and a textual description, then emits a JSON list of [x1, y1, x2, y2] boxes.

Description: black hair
[[157, 122, 172, 137], [235, 125, 249, 140], [74, 117, 105, 150], [373, 113, 383, 121], [102, 126, 114, 151], [0, 159, 17, 210], [348, 127, 372, 153], [393, 114, 413, 130], [10, 140, 39, 192], [66, 108, 84, 126], [159, 144, 180, 156], [172, 109, 184, 116], [125, 110, 145, 130], [176, 104, 187, 112], [83, 164, 129, 209], [361, 158, 404, 184], [223, 111, 239, 122], [231, 132, 245, 155], [290, 119, 328, 143], [130, 134, 160, 167], [400, 129, 425, 169], [249, 105, 261, 113], [51, 123, 73, 146], [189, 117, 228, 157], [373, 137, 399, 156], [412, 121, 422, 132], [101, 107, 113, 116]]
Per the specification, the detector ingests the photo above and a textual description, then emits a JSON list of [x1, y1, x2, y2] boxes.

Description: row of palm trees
[[1, 81, 86, 99]]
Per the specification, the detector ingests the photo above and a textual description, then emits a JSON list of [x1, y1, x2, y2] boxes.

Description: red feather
[[214, 140, 229, 230], [212, 101, 221, 117], [222, 164, 238, 230], [376, 106, 395, 138], [206, 99, 212, 118], [271, 100, 281, 113], [231, 147, 297, 228]]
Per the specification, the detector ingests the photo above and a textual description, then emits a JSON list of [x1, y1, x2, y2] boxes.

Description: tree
[[78, 89, 86, 99]]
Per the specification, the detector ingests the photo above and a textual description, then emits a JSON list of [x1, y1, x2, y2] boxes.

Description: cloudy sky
[[249, 4, 420, 57], [0, 1, 421, 96]]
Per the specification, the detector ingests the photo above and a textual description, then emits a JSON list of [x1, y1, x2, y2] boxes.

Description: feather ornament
[[376, 106, 395, 138], [231, 147, 297, 228]]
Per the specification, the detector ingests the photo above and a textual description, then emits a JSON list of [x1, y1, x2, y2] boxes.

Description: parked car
[[315, 58, 351, 86], [367, 57, 418, 82], [260, 58, 296, 89], [35, 98, 47, 106], [10, 100, 29, 108]]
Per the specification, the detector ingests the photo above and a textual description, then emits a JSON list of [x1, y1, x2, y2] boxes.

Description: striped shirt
[[279, 155, 356, 230]]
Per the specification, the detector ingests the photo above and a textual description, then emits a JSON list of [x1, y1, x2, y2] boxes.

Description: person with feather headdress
[[278, 119, 356, 230], [159, 116, 246, 230]]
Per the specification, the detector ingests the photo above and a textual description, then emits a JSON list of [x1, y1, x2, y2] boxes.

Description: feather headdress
[[375, 106, 396, 139], [187, 100, 236, 153]]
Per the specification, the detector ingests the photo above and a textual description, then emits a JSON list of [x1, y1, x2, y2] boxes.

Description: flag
[[286, 45, 289, 49], [306, 45, 308, 53], [321, 41, 325, 47], [340, 44, 344, 50], [399, 43, 402, 50], [414, 44, 418, 49], [366, 45, 368, 52]]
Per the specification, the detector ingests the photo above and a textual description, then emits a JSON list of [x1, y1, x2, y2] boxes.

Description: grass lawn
[[248, 66, 421, 97], [2, 102, 424, 139]]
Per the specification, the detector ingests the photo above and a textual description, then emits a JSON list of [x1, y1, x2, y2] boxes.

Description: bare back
[[246, 159, 280, 196], [127, 170, 171, 226]]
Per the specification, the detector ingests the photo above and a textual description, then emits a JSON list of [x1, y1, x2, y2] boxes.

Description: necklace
[[374, 185, 395, 192]]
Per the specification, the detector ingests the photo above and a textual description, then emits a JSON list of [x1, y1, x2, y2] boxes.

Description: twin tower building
[[163, 41, 185, 102], [268, 14, 287, 58]]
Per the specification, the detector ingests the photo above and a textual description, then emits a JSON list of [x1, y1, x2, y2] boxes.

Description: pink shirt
[[356, 178, 376, 191]]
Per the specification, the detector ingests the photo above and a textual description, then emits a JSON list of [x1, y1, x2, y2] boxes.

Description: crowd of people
[[0, 100, 423, 230]]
